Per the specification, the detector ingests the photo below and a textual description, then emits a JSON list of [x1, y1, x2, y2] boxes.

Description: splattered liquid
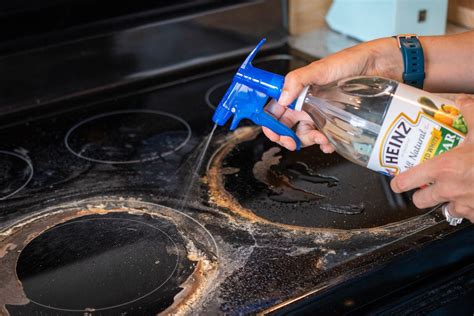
[[179, 124, 217, 210], [253, 148, 363, 214], [216, 130, 427, 230]]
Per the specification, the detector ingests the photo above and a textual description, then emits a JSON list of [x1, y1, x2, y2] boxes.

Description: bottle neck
[[293, 86, 310, 111]]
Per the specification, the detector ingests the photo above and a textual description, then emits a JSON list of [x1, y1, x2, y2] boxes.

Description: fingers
[[277, 38, 388, 106], [293, 123, 319, 146], [294, 119, 333, 150], [320, 144, 336, 153], [261, 127, 297, 150], [279, 136, 297, 151], [390, 96, 474, 221], [411, 184, 446, 209], [392, 145, 474, 224], [262, 125, 325, 151], [262, 120, 334, 152], [278, 61, 331, 106], [456, 94, 474, 133], [261, 124, 298, 150], [265, 99, 287, 120], [446, 202, 474, 224], [277, 45, 373, 106], [264, 100, 307, 127], [390, 160, 436, 193], [446, 202, 461, 217], [262, 126, 281, 142], [262, 100, 298, 147], [263, 103, 324, 150], [456, 94, 474, 105], [278, 66, 312, 106], [411, 184, 474, 223], [408, 174, 474, 222]]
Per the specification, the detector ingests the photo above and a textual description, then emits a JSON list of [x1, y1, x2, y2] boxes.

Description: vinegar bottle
[[211, 39, 467, 177], [293, 76, 467, 176]]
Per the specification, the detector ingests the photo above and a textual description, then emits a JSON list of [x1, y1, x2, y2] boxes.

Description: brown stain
[[0, 307, 8, 316], [0, 126, 441, 315], [207, 128, 277, 225], [252, 146, 325, 202], [315, 257, 326, 270], [206, 126, 436, 236], [0, 209, 93, 310], [207, 127, 440, 315], [161, 259, 218, 315], [0, 243, 16, 259], [0, 202, 217, 314]]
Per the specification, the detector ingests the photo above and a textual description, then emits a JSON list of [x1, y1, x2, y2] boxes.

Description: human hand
[[262, 99, 334, 152], [263, 37, 403, 151], [391, 95, 474, 223]]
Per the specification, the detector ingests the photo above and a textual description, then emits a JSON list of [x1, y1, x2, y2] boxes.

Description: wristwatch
[[395, 34, 425, 89]]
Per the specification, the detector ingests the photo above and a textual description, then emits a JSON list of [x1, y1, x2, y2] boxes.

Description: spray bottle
[[212, 39, 467, 176]]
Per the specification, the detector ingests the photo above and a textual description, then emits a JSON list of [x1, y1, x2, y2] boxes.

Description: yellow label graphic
[[367, 83, 465, 176], [422, 129, 442, 162]]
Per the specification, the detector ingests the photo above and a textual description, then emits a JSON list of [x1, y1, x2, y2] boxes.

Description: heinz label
[[367, 83, 466, 176]]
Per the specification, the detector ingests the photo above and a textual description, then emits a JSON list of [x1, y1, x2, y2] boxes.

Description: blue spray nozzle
[[212, 38, 301, 150]]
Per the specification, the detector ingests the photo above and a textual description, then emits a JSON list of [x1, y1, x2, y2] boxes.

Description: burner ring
[[64, 110, 192, 164], [205, 80, 231, 110], [207, 127, 439, 232], [20, 216, 180, 312], [1, 198, 219, 314], [0, 150, 33, 200]]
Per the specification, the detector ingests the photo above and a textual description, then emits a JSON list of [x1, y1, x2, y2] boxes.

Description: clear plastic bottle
[[294, 76, 467, 176], [210, 39, 467, 177]]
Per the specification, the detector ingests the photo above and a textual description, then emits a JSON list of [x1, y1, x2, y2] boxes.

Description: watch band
[[395, 34, 425, 89]]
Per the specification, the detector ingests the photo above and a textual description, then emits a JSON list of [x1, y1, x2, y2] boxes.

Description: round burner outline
[[64, 109, 192, 164], [19, 215, 180, 312], [0, 150, 34, 200], [205, 80, 230, 110], [1, 198, 219, 315], [207, 127, 441, 233]]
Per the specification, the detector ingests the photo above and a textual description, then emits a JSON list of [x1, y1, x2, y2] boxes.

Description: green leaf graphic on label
[[453, 115, 468, 134]]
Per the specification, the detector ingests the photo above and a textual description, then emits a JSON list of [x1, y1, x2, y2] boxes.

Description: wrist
[[394, 35, 425, 88], [370, 37, 404, 82]]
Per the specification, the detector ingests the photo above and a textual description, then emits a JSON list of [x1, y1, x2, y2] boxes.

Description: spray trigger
[[211, 38, 302, 150]]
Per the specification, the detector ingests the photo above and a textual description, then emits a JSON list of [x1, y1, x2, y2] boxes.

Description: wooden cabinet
[[288, 0, 333, 35], [448, 0, 474, 28]]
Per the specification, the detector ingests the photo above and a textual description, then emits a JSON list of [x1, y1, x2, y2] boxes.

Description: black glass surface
[[0, 151, 33, 200], [0, 55, 304, 207], [0, 52, 465, 315], [10, 212, 194, 314], [220, 132, 423, 230], [0, 1, 231, 50], [64, 110, 192, 164], [0, 0, 285, 115]]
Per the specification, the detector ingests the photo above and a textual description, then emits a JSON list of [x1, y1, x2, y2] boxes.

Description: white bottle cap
[[294, 86, 309, 112]]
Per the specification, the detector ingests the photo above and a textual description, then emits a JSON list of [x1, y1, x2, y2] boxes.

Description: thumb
[[278, 61, 330, 106], [456, 94, 474, 131]]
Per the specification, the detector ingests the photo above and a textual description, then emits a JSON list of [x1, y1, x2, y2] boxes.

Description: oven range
[[0, 1, 473, 315]]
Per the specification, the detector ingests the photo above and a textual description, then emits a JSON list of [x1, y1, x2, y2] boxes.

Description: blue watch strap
[[395, 34, 425, 89]]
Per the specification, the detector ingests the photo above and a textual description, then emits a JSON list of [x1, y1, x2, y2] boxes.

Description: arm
[[262, 31, 474, 222], [262, 36, 404, 151], [263, 31, 474, 151], [420, 31, 474, 93]]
